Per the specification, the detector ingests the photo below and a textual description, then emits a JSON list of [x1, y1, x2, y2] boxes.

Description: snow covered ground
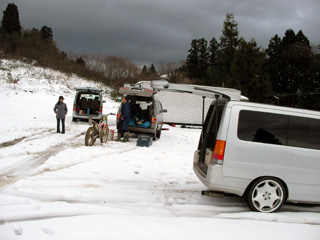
[[0, 59, 319, 240]]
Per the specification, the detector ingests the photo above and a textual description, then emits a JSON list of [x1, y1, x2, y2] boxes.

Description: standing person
[[116, 96, 131, 142], [54, 96, 68, 134]]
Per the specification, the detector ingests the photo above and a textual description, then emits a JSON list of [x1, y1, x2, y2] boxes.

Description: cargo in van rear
[[72, 87, 104, 122]]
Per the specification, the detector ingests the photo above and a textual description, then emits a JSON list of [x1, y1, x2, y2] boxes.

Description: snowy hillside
[[0, 59, 320, 240]]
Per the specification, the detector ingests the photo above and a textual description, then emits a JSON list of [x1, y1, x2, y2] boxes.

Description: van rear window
[[238, 110, 320, 150]]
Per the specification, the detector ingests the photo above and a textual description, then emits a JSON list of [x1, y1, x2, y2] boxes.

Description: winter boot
[[122, 132, 129, 142], [115, 133, 122, 141]]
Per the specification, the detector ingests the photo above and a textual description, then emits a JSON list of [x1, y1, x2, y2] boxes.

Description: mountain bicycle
[[85, 113, 115, 146]]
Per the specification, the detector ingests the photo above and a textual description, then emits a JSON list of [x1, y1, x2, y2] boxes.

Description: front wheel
[[100, 126, 109, 143], [245, 177, 286, 213], [85, 127, 97, 146]]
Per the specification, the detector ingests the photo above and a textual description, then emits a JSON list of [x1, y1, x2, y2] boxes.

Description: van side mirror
[[160, 109, 167, 113], [103, 100, 106, 103]]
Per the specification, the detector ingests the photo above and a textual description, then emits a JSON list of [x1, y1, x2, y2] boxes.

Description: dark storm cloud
[[1, 0, 320, 65]]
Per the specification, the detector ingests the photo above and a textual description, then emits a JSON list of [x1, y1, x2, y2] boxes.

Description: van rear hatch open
[[197, 100, 227, 174], [119, 87, 154, 97]]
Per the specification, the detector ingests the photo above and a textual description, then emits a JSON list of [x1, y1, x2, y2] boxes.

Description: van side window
[[238, 110, 287, 145], [288, 116, 320, 150], [238, 110, 320, 150]]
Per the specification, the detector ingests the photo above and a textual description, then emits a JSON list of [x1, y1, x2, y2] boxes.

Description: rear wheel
[[245, 177, 286, 213], [85, 127, 97, 146], [156, 129, 161, 139], [100, 127, 109, 143], [152, 132, 157, 141]]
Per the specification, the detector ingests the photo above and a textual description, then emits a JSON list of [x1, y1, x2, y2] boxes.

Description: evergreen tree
[[219, 13, 239, 57], [186, 39, 199, 80], [282, 29, 296, 49], [186, 38, 210, 82], [76, 57, 85, 66], [149, 64, 157, 76], [1, 3, 21, 36], [141, 65, 148, 76], [266, 29, 315, 108], [207, 13, 240, 87], [208, 37, 218, 67], [266, 34, 284, 94], [40, 26, 53, 41], [282, 29, 313, 94], [197, 38, 209, 80], [231, 38, 272, 102]]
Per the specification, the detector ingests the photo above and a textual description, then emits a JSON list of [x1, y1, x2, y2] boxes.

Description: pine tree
[[282, 29, 313, 94], [282, 29, 296, 49], [76, 57, 85, 66], [219, 13, 239, 58], [197, 38, 209, 80], [266, 34, 284, 94], [40, 26, 53, 41], [186, 39, 199, 80], [231, 38, 272, 102], [149, 64, 157, 76], [208, 37, 218, 67], [266, 29, 314, 107], [1, 3, 21, 36], [141, 65, 148, 76], [207, 13, 240, 87]]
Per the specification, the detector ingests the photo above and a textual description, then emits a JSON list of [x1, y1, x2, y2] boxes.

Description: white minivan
[[194, 99, 320, 212]]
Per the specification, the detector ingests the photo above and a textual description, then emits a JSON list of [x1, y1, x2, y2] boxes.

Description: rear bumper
[[193, 151, 249, 197], [128, 126, 156, 134], [73, 113, 102, 121]]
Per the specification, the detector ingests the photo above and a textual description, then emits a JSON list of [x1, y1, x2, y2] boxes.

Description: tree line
[[1, 4, 319, 110], [185, 13, 320, 109], [0, 3, 162, 88]]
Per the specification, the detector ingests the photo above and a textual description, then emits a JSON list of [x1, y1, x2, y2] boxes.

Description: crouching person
[[117, 96, 130, 142]]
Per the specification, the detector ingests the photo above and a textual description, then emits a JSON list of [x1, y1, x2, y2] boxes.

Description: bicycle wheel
[[100, 126, 109, 143], [85, 127, 97, 146]]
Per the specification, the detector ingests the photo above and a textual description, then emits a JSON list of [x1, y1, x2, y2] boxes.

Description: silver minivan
[[117, 86, 167, 140], [194, 99, 320, 212], [72, 87, 104, 122]]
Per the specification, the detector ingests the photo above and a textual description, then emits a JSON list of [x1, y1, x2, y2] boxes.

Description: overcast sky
[[1, 0, 320, 65]]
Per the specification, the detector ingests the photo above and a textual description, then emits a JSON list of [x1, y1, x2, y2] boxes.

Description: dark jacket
[[54, 102, 68, 119], [121, 102, 131, 130]]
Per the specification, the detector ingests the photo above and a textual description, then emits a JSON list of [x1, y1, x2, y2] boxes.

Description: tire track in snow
[[0, 129, 53, 149], [0, 133, 139, 189], [0, 131, 86, 189]]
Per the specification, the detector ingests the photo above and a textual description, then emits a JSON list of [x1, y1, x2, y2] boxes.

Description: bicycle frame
[[92, 113, 114, 136]]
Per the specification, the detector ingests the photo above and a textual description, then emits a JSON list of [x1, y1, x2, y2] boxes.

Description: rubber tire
[[245, 177, 286, 213], [152, 132, 157, 141], [156, 130, 161, 139], [85, 127, 97, 146], [100, 127, 109, 144]]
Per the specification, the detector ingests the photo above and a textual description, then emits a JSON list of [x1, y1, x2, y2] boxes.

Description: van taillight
[[117, 114, 120, 120], [73, 104, 76, 112], [99, 106, 103, 114], [152, 118, 157, 124], [213, 140, 226, 161]]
